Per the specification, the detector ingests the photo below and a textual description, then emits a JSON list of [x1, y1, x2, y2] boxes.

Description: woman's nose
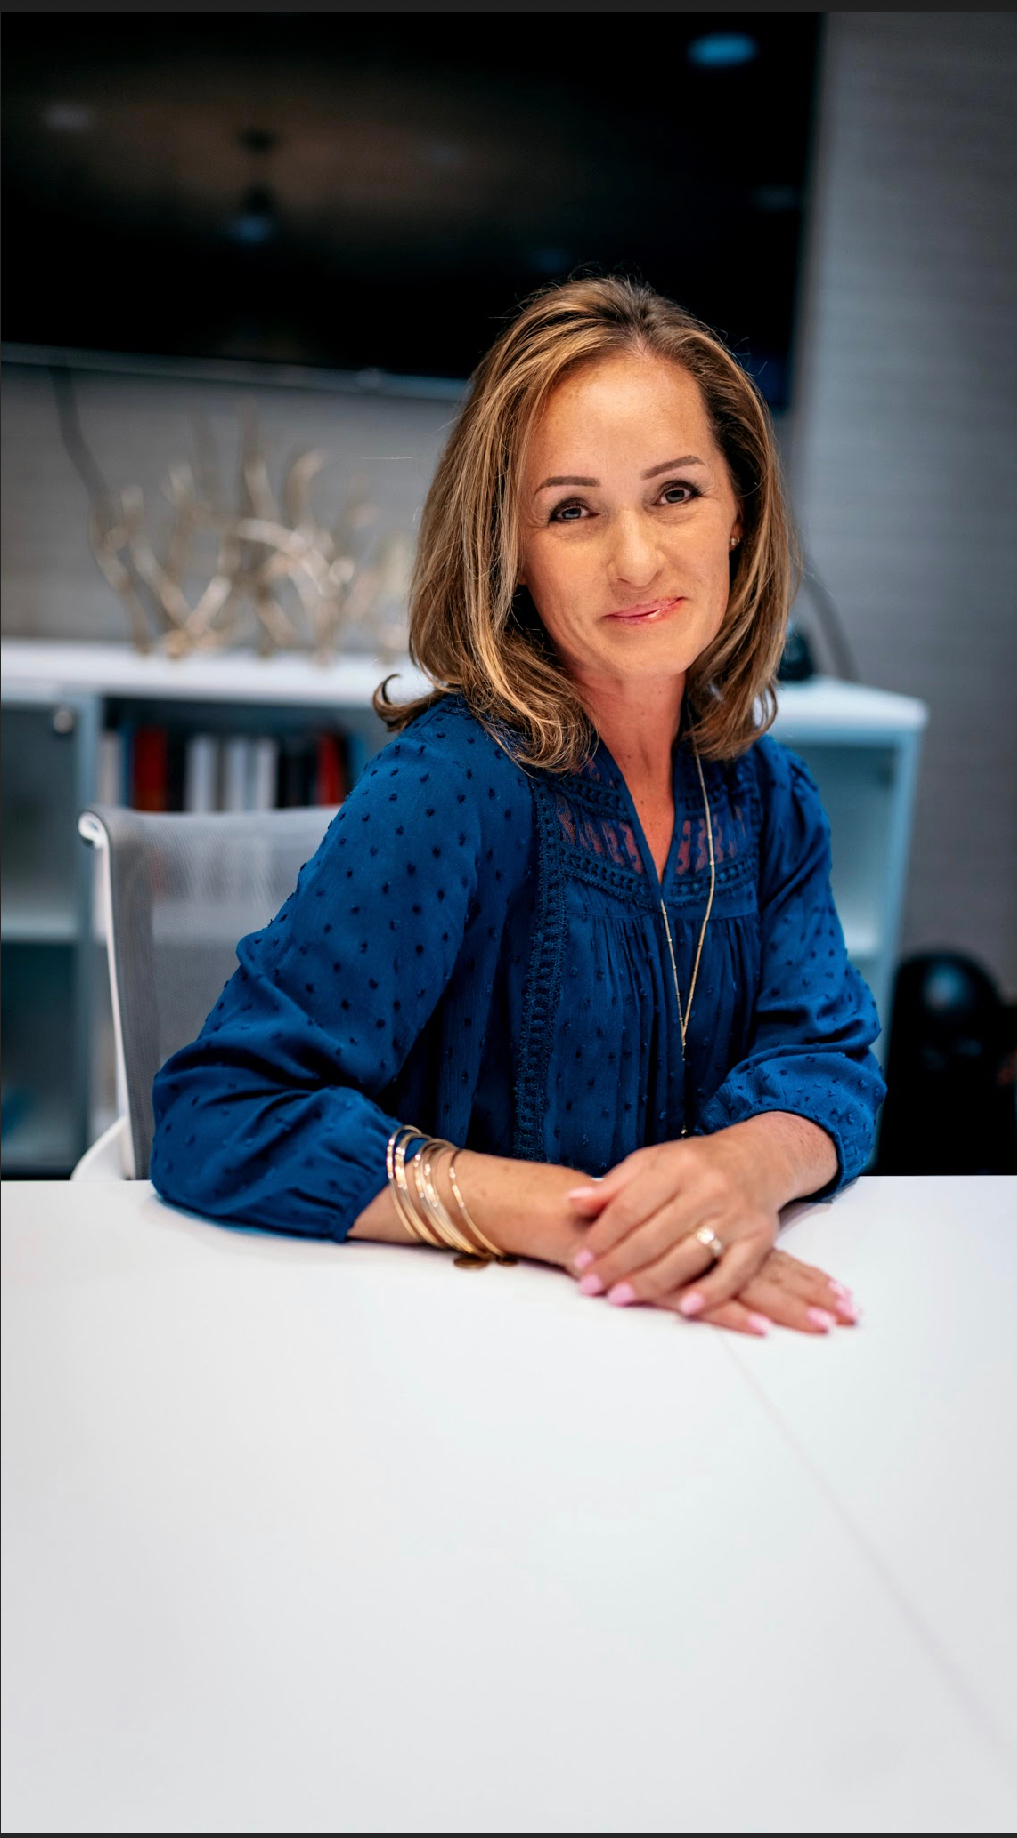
[[607, 510, 663, 591]]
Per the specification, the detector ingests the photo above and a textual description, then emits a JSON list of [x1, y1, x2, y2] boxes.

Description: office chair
[[74, 804, 338, 1180]]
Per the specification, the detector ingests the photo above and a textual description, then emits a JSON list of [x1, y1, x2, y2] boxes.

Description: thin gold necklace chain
[[659, 747, 715, 1058]]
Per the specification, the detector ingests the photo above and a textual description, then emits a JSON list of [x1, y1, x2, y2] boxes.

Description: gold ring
[[694, 1225, 724, 1262]]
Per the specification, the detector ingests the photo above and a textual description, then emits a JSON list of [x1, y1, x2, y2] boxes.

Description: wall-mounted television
[[2, 13, 822, 408]]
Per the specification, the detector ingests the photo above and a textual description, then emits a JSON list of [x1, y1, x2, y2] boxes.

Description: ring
[[694, 1225, 724, 1262]]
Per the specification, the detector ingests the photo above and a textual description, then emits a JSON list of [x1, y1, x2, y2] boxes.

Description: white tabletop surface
[[3, 1175, 1016, 1834]]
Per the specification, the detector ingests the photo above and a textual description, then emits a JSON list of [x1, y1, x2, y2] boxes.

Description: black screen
[[2, 13, 821, 407]]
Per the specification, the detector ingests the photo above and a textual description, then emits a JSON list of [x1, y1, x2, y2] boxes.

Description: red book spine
[[315, 734, 347, 805], [132, 726, 169, 811]]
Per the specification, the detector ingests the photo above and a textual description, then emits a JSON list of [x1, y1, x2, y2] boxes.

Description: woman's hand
[[564, 1122, 857, 1332], [566, 1134, 783, 1310], [658, 1245, 859, 1336]]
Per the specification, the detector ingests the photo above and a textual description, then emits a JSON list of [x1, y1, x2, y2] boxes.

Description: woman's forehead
[[527, 354, 713, 463]]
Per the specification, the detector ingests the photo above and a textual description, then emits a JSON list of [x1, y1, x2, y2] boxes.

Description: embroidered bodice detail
[[150, 695, 886, 1242]]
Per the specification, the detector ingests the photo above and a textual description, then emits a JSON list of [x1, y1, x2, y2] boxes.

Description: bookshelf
[[0, 641, 926, 1175]]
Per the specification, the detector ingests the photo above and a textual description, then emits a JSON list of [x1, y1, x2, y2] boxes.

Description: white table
[[3, 1176, 1016, 1834]]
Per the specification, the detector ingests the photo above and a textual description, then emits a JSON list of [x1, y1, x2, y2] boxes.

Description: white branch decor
[[87, 406, 413, 662]]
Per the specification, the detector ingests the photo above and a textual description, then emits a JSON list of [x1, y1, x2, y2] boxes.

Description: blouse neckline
[[584, 722, 696, 902]]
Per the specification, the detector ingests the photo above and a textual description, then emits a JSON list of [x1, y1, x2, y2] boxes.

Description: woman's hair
[[374, 274, 801, 770]]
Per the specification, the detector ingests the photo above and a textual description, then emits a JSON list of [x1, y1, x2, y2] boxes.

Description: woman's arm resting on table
[[350, 1127, 851, 1337], [349, 1149, 588, 1270]]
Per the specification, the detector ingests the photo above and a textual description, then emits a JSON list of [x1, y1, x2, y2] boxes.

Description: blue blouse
[[151, 695, 886, 1238]]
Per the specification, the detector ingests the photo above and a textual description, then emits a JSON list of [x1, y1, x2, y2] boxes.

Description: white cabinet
[[771, 678, 927, 1061]]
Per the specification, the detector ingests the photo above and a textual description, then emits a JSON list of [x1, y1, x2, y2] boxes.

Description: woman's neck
[[578, 673, 685, 794]]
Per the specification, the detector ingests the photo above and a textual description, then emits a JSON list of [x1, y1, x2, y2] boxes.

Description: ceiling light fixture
[[687, 34, 758, 69]]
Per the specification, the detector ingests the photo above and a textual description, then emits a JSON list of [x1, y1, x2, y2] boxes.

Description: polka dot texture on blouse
[[151, 697, 886, 1240]]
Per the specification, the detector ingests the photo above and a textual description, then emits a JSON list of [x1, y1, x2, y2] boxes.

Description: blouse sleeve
[[150, 718, 494, 1240], [695, 737, 886, 1195]]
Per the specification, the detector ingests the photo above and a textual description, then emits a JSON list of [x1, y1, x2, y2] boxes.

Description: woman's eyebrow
[[641, 454, 705, 478], [534, 454, 706, 493], [534, 474, 598, 492]]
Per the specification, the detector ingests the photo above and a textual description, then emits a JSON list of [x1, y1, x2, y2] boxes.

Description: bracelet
[[415, 1142, 482, 1262], [447, 1152, 513, 1263], [387, 1126, 442, 1249], [385, 1127, 515, 1268]]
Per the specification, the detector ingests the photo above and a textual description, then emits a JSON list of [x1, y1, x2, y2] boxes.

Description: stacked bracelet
[[386, 1126, 516, 1268]]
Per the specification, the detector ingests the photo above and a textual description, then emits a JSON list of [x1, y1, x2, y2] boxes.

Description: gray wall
[[790, 11, 1017, 995], [3, 10, 1016, 993], [0, 363, 457, 650]]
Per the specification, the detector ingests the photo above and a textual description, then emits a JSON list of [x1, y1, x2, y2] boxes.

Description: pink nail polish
[[679, 1293, 705, 1317], [837, 1300, 861, 1322], [607, 1281, 636, 1306], [747, 1312, 770, 1335], [579, 1273, 603, 1297], [573, 1248, 594, 1271], [830, 1281, 850, 1299], [807, 1307, 836, 1329]]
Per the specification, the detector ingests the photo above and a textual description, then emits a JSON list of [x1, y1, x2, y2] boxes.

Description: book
[[277, 735, 316, 808], [184, 735, 218, 813], [167, 730, 187, 812], [314, 733, 347, 806], [97, 731, 122, 807], [251, 737, 279, 811], [132, 726, 169, 811], [222, 736, 253, 812]]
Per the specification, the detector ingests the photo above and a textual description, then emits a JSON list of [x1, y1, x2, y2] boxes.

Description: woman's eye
[[549, 500, 588, 524], [659, 481, 699, 506]]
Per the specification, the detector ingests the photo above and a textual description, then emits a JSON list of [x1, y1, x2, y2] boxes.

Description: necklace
[[658, 748, 715, 1135]]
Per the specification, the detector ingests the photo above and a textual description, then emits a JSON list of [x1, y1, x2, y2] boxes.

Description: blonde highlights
[[374, 276, 800, 769]]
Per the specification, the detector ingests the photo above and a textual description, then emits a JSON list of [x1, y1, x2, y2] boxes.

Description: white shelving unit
[[769, 678, 927, 1057], [1, 641, 926, 1170]]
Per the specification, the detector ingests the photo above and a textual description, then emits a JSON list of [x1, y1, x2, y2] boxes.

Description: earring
[[729, 536, 738, 549]]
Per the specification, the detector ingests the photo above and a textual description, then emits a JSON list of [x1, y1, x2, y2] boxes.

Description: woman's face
[[517, 350, 742, 695]]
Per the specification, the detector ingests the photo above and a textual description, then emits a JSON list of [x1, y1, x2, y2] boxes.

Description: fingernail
[[830, 1281, 851, 1299], [836, 1299, 861, 1322], [747, 1312, 770, 1335], [607, 1281, 636, 1307], [579, 1273, 603, 1297], [807, 1307, 836, 1329], [573, 1248, 594, 1271], [679, 1292, 705, 1317], [567, 1187, 600, 1202]]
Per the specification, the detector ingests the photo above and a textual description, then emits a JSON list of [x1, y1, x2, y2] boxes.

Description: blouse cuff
[[694, 1091, 852, 1201]]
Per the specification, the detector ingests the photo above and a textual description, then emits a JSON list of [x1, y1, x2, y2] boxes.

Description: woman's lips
[[604, 595, 685, 625]]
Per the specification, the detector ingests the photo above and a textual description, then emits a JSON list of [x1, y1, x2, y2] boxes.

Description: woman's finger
[[766, 1250, 861, 1321], [573, 1191, 722, 1293], [578, 1221, 718, 1302], [565, 1149, 651, 1214], [658, 1293, 771, 1337], [734, 1274, 846, 1334], [570, 1166, 687, 1265], [662, 1229, 775, 1318]]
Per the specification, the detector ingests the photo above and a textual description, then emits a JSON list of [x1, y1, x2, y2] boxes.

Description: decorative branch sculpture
[[86, 405, 413, 662]]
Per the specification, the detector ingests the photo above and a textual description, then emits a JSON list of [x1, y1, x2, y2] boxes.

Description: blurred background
[[2, 9, 1015, 1177]]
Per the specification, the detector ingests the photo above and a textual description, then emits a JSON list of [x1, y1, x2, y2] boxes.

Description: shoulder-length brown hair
[[374, 275, 800, 770]]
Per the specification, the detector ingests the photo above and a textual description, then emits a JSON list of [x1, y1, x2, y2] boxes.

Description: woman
[[152, 277, 884, 1336]]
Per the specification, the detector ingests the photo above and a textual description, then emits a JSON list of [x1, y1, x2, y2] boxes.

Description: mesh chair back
[[81, 805, 338, 1179]]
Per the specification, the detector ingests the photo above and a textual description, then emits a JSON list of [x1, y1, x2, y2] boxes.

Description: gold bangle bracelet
[[384, 1126, 513, 1268], [447, 1152, 515, 1265], [389, 1127, 443, 1248], [416, 1143, 484, 1260]]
